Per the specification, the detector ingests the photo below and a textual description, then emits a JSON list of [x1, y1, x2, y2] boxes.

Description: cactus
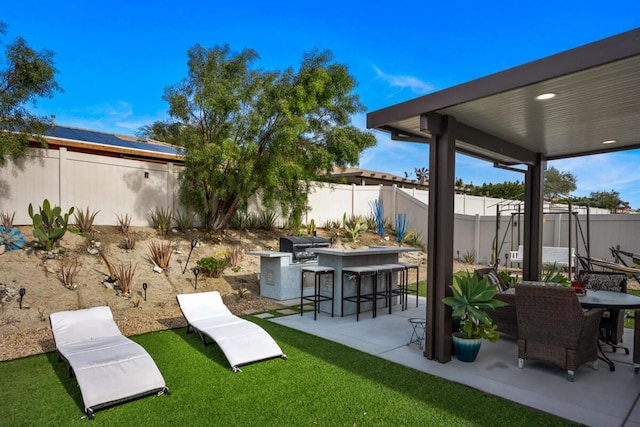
[[307, 219, 316, 236], [28, 199, 74, 251]]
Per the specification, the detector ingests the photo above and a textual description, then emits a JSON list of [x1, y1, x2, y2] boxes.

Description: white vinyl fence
[[1, 147, 637, 264]]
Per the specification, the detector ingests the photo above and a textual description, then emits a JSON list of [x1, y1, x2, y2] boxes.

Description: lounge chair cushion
[[177, 291, 285, 371], [50, 307, 167, 417]]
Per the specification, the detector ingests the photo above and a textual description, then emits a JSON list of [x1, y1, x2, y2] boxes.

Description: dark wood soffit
[[367, 28, 640, 128]]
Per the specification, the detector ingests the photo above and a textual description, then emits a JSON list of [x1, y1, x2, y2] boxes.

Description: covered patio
[[366, 27, 640, 363], [271, 299, 640, 426]]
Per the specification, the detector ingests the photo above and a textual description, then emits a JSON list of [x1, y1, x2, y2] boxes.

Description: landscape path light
[[142, 282, 148, 301], [193, 266, 200, 290], [182, 239, 199, 274], [19, 287, 25, 309]]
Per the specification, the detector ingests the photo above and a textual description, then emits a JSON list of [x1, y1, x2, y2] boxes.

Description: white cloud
[[373, 66, 434, 94]]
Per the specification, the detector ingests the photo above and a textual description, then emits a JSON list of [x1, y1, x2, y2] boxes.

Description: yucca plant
[[150, 207, 173, 236], [113, 262, 137, 295], [174, 211, 194, 232], [0, 210, 15, 229], [74, 206, 100, 233], [115, 213, 131, 234], [148, 239, 172, 269], [258, 211, 278, 231]]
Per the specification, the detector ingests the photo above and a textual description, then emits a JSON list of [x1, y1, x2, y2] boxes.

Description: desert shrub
[[246, 213, 258, 229], [404, 230, 425, 251], [230, 210, 251, 230], [28, 199, 74, 251], [58, 258, 81, 290], [150, 207, 173, 236], [197, 256, 228, 278], [74, 206, 100, 233], [225, 247, 242, 268], [148, 239, 172, 269], [116, 213, 131, 234], [258, 211, 278, 231], [175, 211, 194, 232], [364, 213, 377, 230], [321, 218, 334, 231], [463, 250, 476, 265], [113, 262, 137, 295], [119, 232, 136, 250]]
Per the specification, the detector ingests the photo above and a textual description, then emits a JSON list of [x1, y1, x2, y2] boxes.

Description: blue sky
[[3, 1, 640, 207]]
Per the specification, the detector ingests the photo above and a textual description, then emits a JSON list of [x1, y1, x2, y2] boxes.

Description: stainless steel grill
[[279, 236, 329, 263]]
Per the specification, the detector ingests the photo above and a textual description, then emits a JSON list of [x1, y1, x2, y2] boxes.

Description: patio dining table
[[578, 290, 640, 371]]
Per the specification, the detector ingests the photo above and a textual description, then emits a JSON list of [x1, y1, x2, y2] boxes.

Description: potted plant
[[442, 272, 508, 362]]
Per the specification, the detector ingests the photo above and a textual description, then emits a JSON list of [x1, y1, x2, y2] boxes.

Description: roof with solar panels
[[32, 123, 184, 162]]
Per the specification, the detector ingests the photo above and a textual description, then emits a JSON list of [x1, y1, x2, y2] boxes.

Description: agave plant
[[442, 272, 508, 341]]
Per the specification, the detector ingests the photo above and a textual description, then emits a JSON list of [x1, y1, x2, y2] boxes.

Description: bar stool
[[342, 266, 379, 321], [375, 263, 407, 313], [399, 262, 419, 308], [300, 265, 335, 320]]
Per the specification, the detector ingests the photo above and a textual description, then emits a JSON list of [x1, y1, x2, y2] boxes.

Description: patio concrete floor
[[270, 297, 640, 427]]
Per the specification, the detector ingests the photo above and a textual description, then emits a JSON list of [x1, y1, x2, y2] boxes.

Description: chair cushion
[[579, 273, 625, 292]]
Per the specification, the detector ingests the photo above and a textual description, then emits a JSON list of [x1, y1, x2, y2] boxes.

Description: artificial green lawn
[[0, 318, 575, 426]]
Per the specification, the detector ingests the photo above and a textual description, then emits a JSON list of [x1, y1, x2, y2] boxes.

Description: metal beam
[[454, 121, 538, 165], [425, 115, 456, 362]]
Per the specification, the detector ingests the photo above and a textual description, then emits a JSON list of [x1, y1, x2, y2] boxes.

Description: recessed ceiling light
[[601, 139, 617, 145], [535, 93, 557, 100]]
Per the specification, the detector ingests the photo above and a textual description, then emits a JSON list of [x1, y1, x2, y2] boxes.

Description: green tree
[[0, 22, 62, 166], [143, 45, 375, 231], [589, 190, 623, 211], [544, 166, 576, 201], [468, 181, 525, 200]]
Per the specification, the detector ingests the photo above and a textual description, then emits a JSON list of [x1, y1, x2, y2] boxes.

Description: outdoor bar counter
[[311, 247, 419, 316]]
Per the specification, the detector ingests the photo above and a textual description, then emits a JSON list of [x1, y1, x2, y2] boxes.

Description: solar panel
[[46, 126, 182, 156]]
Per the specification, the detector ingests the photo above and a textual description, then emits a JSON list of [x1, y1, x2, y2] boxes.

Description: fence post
[[59, 147, 68, 209]]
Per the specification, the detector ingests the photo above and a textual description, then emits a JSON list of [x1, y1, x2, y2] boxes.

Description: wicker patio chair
[[515, 284, 603, 381], [577, 271, 628, 353], [474, 268, 518, 338]]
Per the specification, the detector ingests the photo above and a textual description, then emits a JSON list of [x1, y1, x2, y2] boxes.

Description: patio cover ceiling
[[367, 28, 640, 165], [366, 27, 640, 364]]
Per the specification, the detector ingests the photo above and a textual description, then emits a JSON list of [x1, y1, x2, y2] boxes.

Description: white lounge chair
[[50, 306, 168, 419], [176, 291, 286, 372]]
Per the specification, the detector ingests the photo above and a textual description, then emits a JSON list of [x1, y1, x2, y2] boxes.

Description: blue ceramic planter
[[452, 332, 482, 362]]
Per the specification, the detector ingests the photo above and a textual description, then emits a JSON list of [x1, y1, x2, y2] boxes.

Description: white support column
[[554, 213, 562, 246], [474, 214, 481, 260]]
